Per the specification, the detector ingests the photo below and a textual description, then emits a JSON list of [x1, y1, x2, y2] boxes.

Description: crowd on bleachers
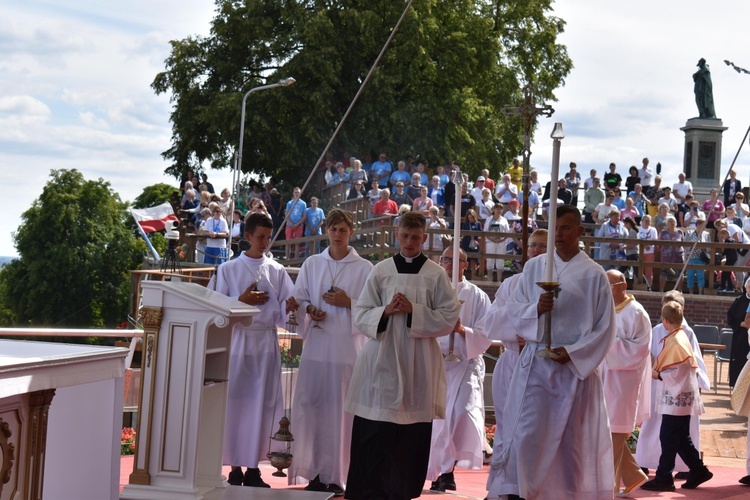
[[175, 156, 749, 293]]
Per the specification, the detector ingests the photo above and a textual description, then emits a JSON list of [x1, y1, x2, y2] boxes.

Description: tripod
[[161, 238, 183, 276]]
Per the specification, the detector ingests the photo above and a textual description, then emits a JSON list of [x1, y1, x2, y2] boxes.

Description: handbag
[[698, 250, 711, 264]]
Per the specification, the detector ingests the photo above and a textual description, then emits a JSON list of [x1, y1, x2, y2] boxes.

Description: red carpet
[[120, 456, 750, 498]]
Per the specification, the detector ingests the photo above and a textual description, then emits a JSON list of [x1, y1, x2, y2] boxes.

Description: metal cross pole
[[502, 84, 554, 263]]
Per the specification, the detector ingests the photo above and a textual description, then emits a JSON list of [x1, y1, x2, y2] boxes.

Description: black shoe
[[227, 467, 243, 486], [681, 467, 713, 489], [740, 475, 750, 485], [641, 478, 675, 491], [243, 468, 270, 488], [674, 471, 690, 480], [429, 480, 445, 492], [326, 483, 345, 497], [305, 476, 327, 492], [438, 471, 456, 491]]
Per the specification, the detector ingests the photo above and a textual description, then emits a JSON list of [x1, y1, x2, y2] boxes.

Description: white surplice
[[214, 253, 295, 467], [635, 321, 710, 471], [287, 247, 373, 487], [481, 273, 524, 493], [601, 297, 652, 433], [346, 256, 461, 424], [488, 251, 616, 500], [427, 278, 492, 480]]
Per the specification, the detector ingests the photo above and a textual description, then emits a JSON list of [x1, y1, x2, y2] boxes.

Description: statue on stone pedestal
[[693, 58, 716, 119]]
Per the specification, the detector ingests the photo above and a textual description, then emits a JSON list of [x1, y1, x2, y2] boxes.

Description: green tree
[[132, 183, 181, 209], [153, 0, 572, 183], [0, 169, 141, 328]]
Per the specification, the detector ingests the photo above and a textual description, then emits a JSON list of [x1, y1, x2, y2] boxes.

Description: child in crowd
[[642, 301, 713, 492], [719, 228, 738, 291], [200, 203, 228, 265]]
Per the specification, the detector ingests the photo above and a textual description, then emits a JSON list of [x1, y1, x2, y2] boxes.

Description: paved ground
[[120, 354, 749, 498]]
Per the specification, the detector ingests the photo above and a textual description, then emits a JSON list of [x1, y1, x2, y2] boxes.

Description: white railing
[[0, 328, 142, 338]]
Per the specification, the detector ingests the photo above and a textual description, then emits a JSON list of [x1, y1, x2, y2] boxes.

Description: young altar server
[[214, 212, 295, 487], [287, 209, 373, 496], [488, 205, 616, 499], [345, 211, 461, 499], [483, 229, 547, 494], [641, 301, 713, 491], [602, 270, 652, 496], [427, 247, 492, 492], [636, 291, 710, 478]]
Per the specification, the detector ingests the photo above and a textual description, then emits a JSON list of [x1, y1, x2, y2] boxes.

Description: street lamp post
[[228, 77, 295, 245]]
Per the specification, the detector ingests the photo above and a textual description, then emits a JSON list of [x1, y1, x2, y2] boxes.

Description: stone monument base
[[681, 118, 727, 203]]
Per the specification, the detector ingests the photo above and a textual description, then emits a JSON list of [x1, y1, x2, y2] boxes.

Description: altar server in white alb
[[636, 290, 710, 477], [602, 270, 652, 496], [214, 213, 295, 488], [488, 205, 616, 500], [286, 209, 373, 496], [483, 229, 547, 493], [427, 247, 492, 493], [345, 211, 461, 500]]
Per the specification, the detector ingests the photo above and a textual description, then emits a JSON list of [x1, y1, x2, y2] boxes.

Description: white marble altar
[[0, 339, 128, 500]]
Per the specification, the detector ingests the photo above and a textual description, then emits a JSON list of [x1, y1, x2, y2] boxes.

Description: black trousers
[[345, 416, 432, 500], [656, 414, 704, 481]]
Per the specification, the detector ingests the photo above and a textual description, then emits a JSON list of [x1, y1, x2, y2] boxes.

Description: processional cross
[[502, 84, 554, 263]]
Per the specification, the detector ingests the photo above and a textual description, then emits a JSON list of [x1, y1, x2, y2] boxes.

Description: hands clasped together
[[384, 292, 413, 317]]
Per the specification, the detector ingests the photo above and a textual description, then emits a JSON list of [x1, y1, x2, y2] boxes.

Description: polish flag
[[130, 203, 180, 233]]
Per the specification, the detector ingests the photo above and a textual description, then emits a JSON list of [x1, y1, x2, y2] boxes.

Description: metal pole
[[228, 77, 296, 242]]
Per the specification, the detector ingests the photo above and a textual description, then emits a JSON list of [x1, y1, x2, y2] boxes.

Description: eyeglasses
[[440, 257, 468, 263], [528, 243, 547, 249], [609, 281, 626, 287]]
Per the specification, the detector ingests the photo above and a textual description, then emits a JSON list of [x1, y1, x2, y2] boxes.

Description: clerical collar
[[394, 252, 427, 274], [399, 251, 419, 263]]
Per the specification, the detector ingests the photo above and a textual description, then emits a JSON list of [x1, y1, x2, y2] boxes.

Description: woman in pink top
[[702, 188, 725, 229]]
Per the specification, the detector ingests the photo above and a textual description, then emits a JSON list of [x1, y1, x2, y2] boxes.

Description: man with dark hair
[[489, 204, 616, 499], [201, 173, 215, 194], [604, 162, 622, 191], [345, 212, 461, 499]]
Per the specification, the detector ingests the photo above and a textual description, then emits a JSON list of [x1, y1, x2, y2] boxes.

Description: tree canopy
[[153, 0, 572, 183], [132, 183, 181, 209], [0, 169, 141, 328]]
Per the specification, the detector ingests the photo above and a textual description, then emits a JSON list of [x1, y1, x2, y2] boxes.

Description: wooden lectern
[[121, 281, 258, 500]]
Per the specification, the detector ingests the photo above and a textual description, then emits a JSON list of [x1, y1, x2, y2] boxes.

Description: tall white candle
[[545, 123, 565, 282], [452, 169, 463, 287]]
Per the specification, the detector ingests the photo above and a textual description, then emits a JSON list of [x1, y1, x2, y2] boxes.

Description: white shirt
[[672, 180, 693, 200], [495, 182, 518, 203]]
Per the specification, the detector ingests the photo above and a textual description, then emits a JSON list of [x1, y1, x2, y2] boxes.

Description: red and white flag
[[130, 202, 179, 233]]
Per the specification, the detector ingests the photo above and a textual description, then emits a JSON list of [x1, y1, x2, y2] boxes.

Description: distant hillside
[[0, 256, 17, 267]]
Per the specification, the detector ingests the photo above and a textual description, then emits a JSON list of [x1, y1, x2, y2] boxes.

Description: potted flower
[[121, 427, 136, 455]]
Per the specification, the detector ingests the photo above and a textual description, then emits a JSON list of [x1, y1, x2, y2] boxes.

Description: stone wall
[[632, 290, 734, 329]]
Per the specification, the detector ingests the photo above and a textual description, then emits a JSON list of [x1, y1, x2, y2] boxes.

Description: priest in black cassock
[[345, 211, 461, 499]]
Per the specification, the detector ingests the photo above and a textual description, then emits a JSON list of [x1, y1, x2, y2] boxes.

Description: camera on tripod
[[165, 220, 180, 240]]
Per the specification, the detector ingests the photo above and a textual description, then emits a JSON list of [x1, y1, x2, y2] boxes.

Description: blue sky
[[3, 0, 750, 257]]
